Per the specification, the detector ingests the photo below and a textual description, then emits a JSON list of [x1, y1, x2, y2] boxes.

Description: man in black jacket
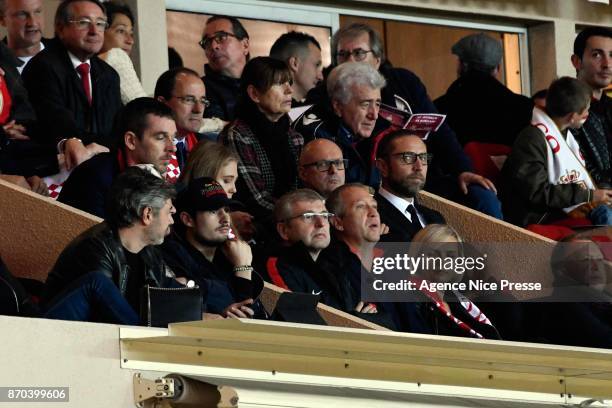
[[160, 177, 264, 318], [375, 130, 445, 242], [22, 0, 121, 170], [0, 0, 49, 73], [571, 27, 612, 188], [58, 98, 177, 218], [44, 167, 178, 316], [298, 22, 501, 219], [268, 188, 391, 325], [434, 33, 533, 147], [200, 15, 249, 124]]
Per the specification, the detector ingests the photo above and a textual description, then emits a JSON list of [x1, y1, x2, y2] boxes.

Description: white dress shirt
[[378, 186, 425, 227]]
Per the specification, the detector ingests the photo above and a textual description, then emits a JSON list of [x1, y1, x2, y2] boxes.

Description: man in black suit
[[375, 129, 445, 242], [22, 0, 121, 170]]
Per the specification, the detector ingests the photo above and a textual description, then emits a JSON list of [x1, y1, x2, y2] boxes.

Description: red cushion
[[526, 225, 575, 240], [464, 142, 512, 185], [549, 217, 593, 227]]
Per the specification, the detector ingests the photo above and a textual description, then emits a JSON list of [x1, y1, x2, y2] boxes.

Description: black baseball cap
[[178, 177, 242, 213]]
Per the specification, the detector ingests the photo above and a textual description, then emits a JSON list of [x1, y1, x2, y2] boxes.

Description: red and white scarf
[[532, 107, 595, 213]]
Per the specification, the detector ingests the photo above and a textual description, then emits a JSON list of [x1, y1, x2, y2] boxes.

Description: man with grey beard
[[374, 129, 445, 242]]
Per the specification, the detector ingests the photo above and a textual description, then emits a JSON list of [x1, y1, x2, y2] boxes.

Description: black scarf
[[238, 100, 296, 196]]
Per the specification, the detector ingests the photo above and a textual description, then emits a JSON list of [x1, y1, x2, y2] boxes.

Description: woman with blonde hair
[[180, 141, 254, 239], [180, 141, 239, 197], [397, 224, 500, 339]]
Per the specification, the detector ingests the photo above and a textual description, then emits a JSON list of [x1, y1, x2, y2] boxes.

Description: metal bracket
[[134, 373, 175, 407]]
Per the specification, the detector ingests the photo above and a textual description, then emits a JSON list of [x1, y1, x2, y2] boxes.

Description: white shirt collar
[[378, 186, 424, 227], [379, 186, 414, 212], [67, 51, 90, 70]]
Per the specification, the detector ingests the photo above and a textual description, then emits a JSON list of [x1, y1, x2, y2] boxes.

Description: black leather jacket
[[43, 223, 174, 306]]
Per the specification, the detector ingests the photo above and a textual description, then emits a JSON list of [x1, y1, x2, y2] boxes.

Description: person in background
[[200, 15, 249, 125], [571, 27, 612, 188], [220, 56, 303, 220], [98, 0, 146, 104], [0, 0, 48, 74], [155, 68, 209, 171], [269, 31, 323, 107], [434, 33, 533, 147]]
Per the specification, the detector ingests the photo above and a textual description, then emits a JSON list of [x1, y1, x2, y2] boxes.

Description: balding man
[[299, 139, 345, 197]]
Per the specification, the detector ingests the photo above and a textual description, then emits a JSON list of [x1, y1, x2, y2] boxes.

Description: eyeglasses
[[302, 159, 348, 172], [336, 48, 374, 62], [391, 152, 433, 165], [68, 18, 109, 31], [282, 212, 335, 223], [199, 31, 238, 50], [173, 95, 211, 108]]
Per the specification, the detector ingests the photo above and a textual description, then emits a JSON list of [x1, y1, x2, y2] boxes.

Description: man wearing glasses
[[299, 22, 501, 219], [267, 188, 384, 321], [22, 0, 121, 171], [375, 130, 445, 242], [200, 15, 249, 126], [293, 61, 385, 187], [155, 67, 211, 170], [299, 139, 346, 198]]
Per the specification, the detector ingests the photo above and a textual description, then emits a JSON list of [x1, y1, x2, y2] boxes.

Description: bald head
[[299, 139, 346, 198]]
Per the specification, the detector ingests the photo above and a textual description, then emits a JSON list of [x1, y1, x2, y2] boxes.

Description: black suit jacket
[[22, 38, 122, 147], [375, 191, 445, 242]]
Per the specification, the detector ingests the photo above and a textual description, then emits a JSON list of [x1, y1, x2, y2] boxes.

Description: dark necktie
[[406, 204, 422, 229], [176, 141, 187, 169], [76, 63, 92, 105]]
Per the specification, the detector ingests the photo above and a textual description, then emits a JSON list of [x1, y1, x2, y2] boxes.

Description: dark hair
[[573, 26, 612, 59], [376, 129, 421, 159], [545, 77, 591, 118], [168, 47, 184, 69], [270, 31, 321, 63], [331, 23, 385, 66], [240, 56, 292, 98], [154, 67, 201, 100], [206, 15, 249, 40], [103, 1, 133, 26], [114, 97, 174, 150], [531, 88, 548, 101], [107, 166, 176, 229], [55, 0, 106, 28]]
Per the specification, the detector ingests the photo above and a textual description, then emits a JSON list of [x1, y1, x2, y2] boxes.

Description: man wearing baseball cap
[[160, 177, 265, 319], [435, 32, 533, 147]]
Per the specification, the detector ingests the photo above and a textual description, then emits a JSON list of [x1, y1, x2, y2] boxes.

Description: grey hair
[[331, 23, 385, 66], [326, 183, 373, 218], [327, 62, 386, 104], [274, 189, 325, 222], [107, 167, 176, 229]]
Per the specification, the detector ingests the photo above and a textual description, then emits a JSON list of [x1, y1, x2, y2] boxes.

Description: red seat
[[463, 142, 512, 186], [526, 225, 575, 241]]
